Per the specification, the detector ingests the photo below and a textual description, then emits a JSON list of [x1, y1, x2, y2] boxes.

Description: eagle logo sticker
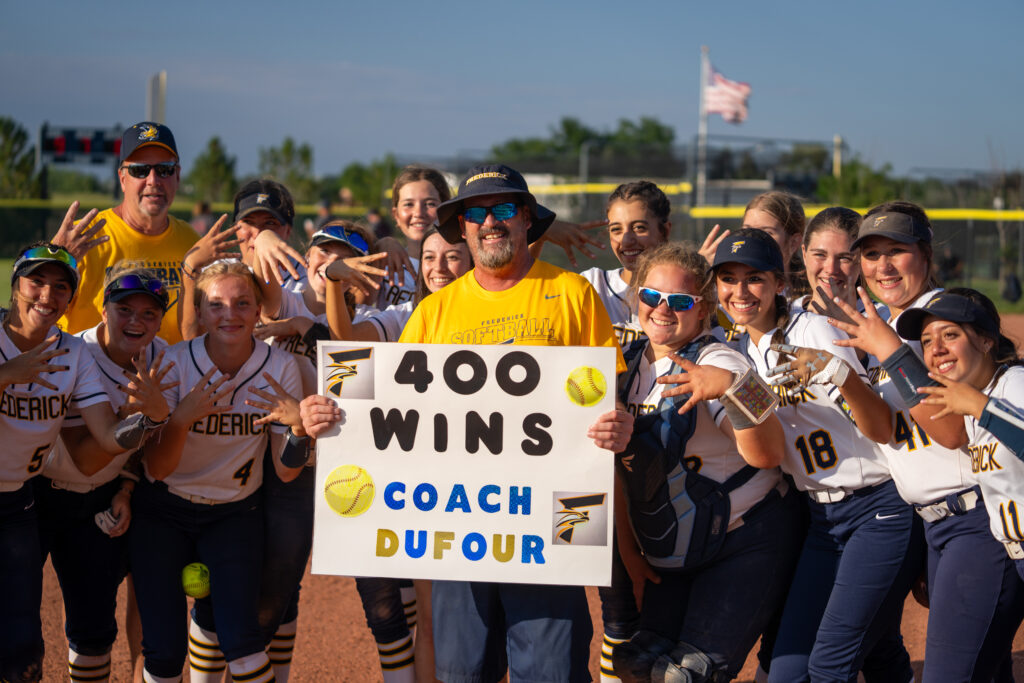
[[138, 124, 159, 141], [552, 492, 608, 546]]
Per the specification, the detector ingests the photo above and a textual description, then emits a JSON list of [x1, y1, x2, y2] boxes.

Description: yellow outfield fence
[[689, 206, 1024, 221]]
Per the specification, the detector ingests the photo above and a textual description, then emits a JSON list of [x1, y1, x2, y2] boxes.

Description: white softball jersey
[[42, 325, 169, 487], [151, 336, 301, 503], [0, 322, 109, 486], [366, 300, 416, 342], [870, 289, 975, 505], [741, 311, 891, 493], [967, 366, 1024, 546], [271, 287, 373, 361], [376, 257, 419, 310], [622, 343, 782, 528], [579, 267, 645, 348]]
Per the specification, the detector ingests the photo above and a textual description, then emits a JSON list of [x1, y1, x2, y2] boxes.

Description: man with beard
[[398, 163, 632, 682]]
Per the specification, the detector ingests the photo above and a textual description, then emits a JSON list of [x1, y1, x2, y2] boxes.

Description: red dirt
[[38, 314, 1024, 681]]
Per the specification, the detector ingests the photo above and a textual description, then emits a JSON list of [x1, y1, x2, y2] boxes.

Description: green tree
[[258, 137, 317, 202], [338, 154, 398, 208], [184, 136, 236, 202], [816, 158, 903, 206], [0, 116, 40, 198]]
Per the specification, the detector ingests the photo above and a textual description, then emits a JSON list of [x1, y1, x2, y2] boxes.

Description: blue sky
[[2, 0, 1021, 178]]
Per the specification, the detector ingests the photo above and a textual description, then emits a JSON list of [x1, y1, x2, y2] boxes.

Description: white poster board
[[311, 341, 616, 586]]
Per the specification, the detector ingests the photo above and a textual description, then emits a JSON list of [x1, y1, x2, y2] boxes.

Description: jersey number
[[233, 458, 255, 487], [795, 430, 837, 475], [893, 411, 931, 451], [1000, 501, 1024, 542], [26, 444, 50, 474]]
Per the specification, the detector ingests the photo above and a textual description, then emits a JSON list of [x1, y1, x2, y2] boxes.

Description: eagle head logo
[[138, 124, 159, 141]]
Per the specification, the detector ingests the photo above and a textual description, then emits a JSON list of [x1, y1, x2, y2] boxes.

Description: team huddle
[[1, 120, 1023, 683]]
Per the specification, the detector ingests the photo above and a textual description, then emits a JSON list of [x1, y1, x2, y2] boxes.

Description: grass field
[[0, 258, 10, 304]]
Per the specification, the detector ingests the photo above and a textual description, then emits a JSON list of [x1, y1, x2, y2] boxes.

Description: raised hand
[[183, 215, 240, 275], [373, 237, 416, 288], [252, 228, 306, 285], [698, 224, 730, 265], [0, 336, 69, 390], [170, 368, 233, 427], [826, 287, 902, 360], [657, 356, 736, 415], [324, 252, 389, 299], [299, 394, 343, 439], [120, 351, 176, 423], [50, 201, 108, 261], [253, 317, 313, 342], [917, 372, 989, 420], [246, 372, 303, 433], [810, 284, 856, 325], [537, 219, 607, 268], [769, 343, 846, 389]]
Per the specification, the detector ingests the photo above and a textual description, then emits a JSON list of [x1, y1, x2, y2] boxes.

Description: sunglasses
[[16, 245, 78, 271], [638, 287, 703, 312], [462, 202, 519, 224], [121, 162, 178, 179], [104, 273, 170, 308], [311, 225, 370, 256]]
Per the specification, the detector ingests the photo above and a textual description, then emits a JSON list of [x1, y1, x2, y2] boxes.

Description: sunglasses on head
[[462, 202, 519, 225], [638, 287, 703, 312], [104, 273, 169, 308], [15, 245, 78, 271], [311, 225, 370, 255], [121, 162, 178, 179]]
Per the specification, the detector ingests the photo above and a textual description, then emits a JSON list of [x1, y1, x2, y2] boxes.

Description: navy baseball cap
[[119, 122, 178, 163], [711, 228, 785, 273], [434, 164, 555, 244], [103, 271, 170, 311], [852, 212, 933, 250], [235, 185, 295, 227], [896, 293, 999, 340]]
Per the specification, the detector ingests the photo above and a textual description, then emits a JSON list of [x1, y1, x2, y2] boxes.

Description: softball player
[[611, 242, 802, 682], [708, 229, 917, 681], [130, 260, 304, 683], [1, 243, 169, 683], [826, 202, 1024, 682], [901, 290, 1024, 586], [36, 265, 170, 683], [579, 181, 671, 353]]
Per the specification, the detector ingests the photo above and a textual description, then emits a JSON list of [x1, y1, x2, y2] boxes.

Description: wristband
[[880, 343, 935, 407], [814, 357, 850, 388], [114, 412, 169, 450], [720, 369, 779, 429], [182, 262, 198, 280], [281, 430, 312, 468]]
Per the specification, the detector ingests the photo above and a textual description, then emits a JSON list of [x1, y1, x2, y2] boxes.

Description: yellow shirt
[[400, 259, 626, 373], [60, 208, 197, 344]]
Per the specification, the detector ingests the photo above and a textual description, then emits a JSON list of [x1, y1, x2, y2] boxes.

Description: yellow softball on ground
[[565, 366, 607, 407], [182, 562, 210, 599], [324, 464, 375, 517]]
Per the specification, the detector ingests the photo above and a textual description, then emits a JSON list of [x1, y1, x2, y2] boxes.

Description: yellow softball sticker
[[565, 366, 607, 407], [181, 562, 210, 599], [324, 465, 375, 517]]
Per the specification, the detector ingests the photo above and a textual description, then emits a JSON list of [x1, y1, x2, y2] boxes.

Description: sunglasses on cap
[[15, 245, 78, 271], [310, 225, 370, 256], [462, 202, 520, 225], [103, 273, 170, 309], [638, 287, 704, 312], [121, 162, 178, 179]]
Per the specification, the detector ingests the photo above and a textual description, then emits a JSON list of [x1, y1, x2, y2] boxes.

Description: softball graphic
[[565, 366, 607, 407], [182, 562, 211, 599], [324, 464, 375, 517]]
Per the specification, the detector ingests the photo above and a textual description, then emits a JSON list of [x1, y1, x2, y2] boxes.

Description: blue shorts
[[432, 581, 592, 683]]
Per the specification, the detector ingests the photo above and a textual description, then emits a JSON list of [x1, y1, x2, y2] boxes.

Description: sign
[[311, 341, 617, 586]]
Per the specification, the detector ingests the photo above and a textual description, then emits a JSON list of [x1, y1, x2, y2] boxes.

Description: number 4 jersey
[[152, 335, 301, 503]]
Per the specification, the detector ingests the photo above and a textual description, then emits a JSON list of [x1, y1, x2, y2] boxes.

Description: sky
[[2, 0, 1022, 179]]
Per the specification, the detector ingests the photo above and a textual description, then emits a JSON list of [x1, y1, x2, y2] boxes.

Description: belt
[[915, 488, 981, 523], [50, 479, 98, 494], [0, 481, 25, 493], [807, 480, 887, 505], [167, 486, 229, 506], [1005, 540, 1024, 561]]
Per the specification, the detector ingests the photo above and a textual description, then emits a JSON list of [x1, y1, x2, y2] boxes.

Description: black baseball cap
[[435, 164, 555, 244], [896, 293, 999, 340], [11, 244, 80, 296], [711, 228, 785, 273], [235, 186, 295, 227], [852, 212, 933, 250], [119, 122, 178, 163]]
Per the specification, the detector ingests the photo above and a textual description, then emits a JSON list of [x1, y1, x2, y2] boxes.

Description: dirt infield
[[37, 314, 1024, 681]]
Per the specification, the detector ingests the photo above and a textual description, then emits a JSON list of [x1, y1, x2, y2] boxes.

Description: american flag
[[704, 67, 751, 124]]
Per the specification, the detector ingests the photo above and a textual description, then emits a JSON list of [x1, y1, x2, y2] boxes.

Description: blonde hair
[[193, 261, 263, 308], [103, 260, 162, 289], [630, 242, 716, 329]]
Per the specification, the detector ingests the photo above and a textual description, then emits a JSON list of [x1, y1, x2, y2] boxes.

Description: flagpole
[[696, 46, 710, 211]]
